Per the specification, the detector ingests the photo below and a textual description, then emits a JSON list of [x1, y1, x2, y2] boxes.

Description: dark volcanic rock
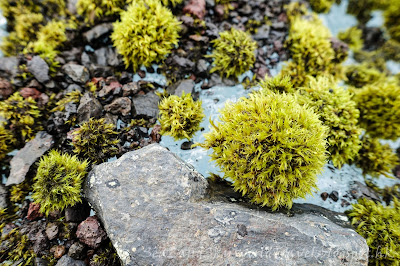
[[122, 82, 139, 97], [329, 191, 339, 202], [76, 216, 107, 249], [0, 56, 19, 78], [65, 201, 91, 223], [19, 87, 42, 100], [181, 140, 195, 150], [0, 185, 8, 210], [131, 91, 159, 118], [45, 223, 59, 241], [85, 144, 368, 266], [55, 255, 86, 266], [104, 97, 132, 116], [320, 192, 329, 201], [62, 63, 90, 84], [27, 56, 50, 83], [6, 131, 54, 186], [168, 79, 195, 96], [0, 78, 13, 99], [27, 202, 44, 221], [68, 242, 86, 260], [83, 23, 113, 44], [350, 181, 381, 202], [76, 92, 103, 123], [183, 0, 206, 20]]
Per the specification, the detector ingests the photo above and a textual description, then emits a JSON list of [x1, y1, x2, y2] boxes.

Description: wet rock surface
[[85, 144, 368, 266], [6, 131, 54, 186]]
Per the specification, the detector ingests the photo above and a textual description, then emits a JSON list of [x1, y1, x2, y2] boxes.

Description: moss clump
[[199, 91, 328, 210], [355, 136, 398, 178], [9, 181, 31, 204], [32, 150, 89, 215], [346, 0, 388, 24], [51, 91, 82, 112], [346, 198, 400, 265], [0, 228, 36, 265], [282, 16, 340, 86], [353, 82, 400, 140], [381, 39, 400, 62], [259, 75, 294, 94], [0, 92, 42, 144], [71, 118, 120, 164], [209, 28, 257, 79], [158, 92, 205, 141], [284, 2, 309, 22], [345, 64, 384, 88], [76, 0, 125, 23], [309, 0, 335, 13], [296, 76, 362, 168], [0, 125, 14, 161], [384, 2, 400, 43], [111, 0, 181, 72], [337, 26, 363, 51]]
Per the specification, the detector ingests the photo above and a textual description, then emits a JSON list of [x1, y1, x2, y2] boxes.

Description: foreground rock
[[85, 144, 368, 266]]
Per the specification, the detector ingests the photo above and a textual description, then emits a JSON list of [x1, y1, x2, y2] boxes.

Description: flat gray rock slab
[[6, 131, 54, 186], [85, 144, 368, 266]]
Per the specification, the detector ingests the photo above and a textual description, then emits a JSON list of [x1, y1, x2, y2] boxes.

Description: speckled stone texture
[[84, 144, 368, 266]]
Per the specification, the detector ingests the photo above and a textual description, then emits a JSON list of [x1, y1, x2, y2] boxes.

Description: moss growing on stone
[[337, 26, 363, 51], [76, 0, 125, 23], [346, 198, 400, 265], [345, 64, 384, 88], [353, 82, 400, 140], [32, 150, 89, 215], [51, 91, 82, 112], [208, 28, 257, 79], [297, 76, 362, 168], [71, 118, 120, 164], [158, 92, 205, 140], [309, 0, 335, 13], [0, 92, 42, 144], [199, 91, 328, 210], [111, 0, 181, 72], [355, 136, 398, 178]]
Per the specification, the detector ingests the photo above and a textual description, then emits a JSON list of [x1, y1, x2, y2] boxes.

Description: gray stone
[[85, 144, 368, 266], [6, 132, 54, 186], [0, 56, 19, 78], [104, 97, 132, 116], [131, 91, 159, 118], [68, 242, 86, 260], [122, 82, 139, 97], [168, 79, 195, 96], [83, 23, 113, 43], [62, 63, 90, 84], [27, 56, 50, 83], [34, 257, 50, 266], [0, 184, 8, 209], [76, 92, 103, 123], [55, 255, 86, 266]]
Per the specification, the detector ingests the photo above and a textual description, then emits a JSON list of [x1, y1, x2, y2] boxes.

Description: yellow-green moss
[[346, 198, 400, 265], [337, 26, 363, 51], [76, 0, 125, 23], [158, 92, 205, 140], [345, 64, 385, 88], [71, 118, 120, 164], [296, 76, 362, 168], [0, 125, 14, 161], [259, 75, 295, 94], [111, 0, 181, 72], [209, 28, 257, 79], [353, 82, 400, 140], [382, 39, 400, 62], [32, 150, 89, 215], [384, 2, 400, 43], [355, 135, 398, 178], [198, 91, 328, 210], [309, 0, 335, 13]]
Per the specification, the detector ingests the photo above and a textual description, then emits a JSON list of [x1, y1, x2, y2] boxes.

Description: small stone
[[19, 87, 42, 100], [33, 230, 49, 255], [131, 91, 160, 118], [0, 56, 19, 78], [183, 0, 206, 19], [55, 255, 86, 266], [150, 125, 162, 143], [52, 245, 66, 259], [62, 63, 90, 84], [34, 257, 50, 266], [104, 97, 132, 116], [138, 70, 146, 78], [329, 191, 339, 202], [68, 242, 86, 260], [181, 141, 195, 150], [196, 59, 208, 76], [341, 199, 350, 207], [6, 132, 54, 186], [76, 216, 107, 249], [65, 201, 91, 223], [168, 79, 195, 96], [83, 23, 113, 44], [122, 82, 140, 97], [27, 202, 44, 221], [320, 192, 329, 201], [45, 223, 59, 241], [76, 92, 103, 123], [0, 78, 13, 99], [0, 184, 8, 210]]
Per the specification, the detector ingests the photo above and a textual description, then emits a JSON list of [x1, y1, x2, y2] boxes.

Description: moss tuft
[[259, 75, 294, 94], [355, 136, 398, 178], [76, 0, 125, 23], [158, 92, 204, 140], [71, 118, 120, 164], [199, 91, 328, 210], [309, 0, 335, 13], [384, 1, 400, 43], [345, 64, 384, 88], [353, 82, 400, 140], [32, 150, 89, 215], [0, 125, 15, 161], [111, 0, 181, 72], [337, 26, 363, 51], [209, 28, 257, 79]]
